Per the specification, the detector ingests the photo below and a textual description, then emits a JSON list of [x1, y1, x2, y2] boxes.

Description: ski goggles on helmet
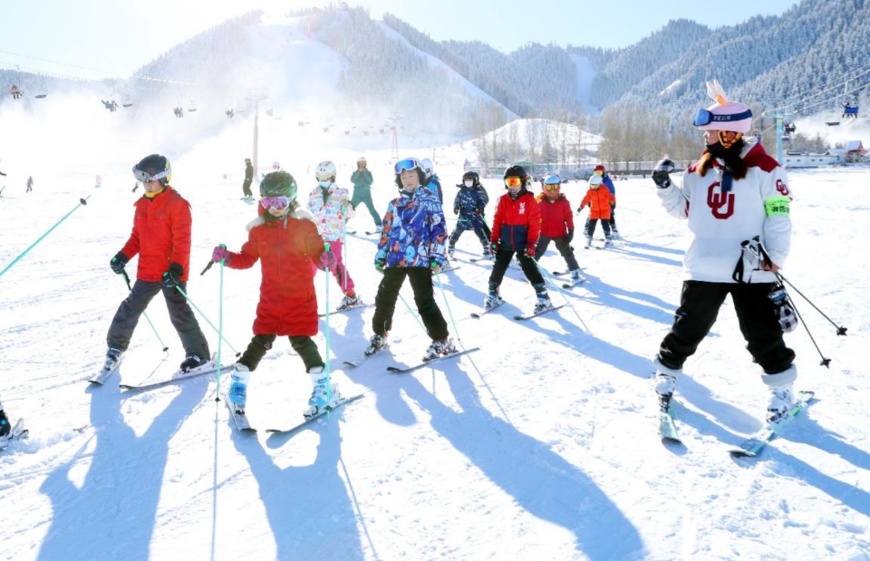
[[692, 107, 753, 128], [394, 158, 420, 174], [504, 176, 523, 188], [260, 196, 291, 210], [132, 167, 171, 183]]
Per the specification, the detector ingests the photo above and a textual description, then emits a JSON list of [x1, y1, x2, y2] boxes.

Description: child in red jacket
[[535, 174, 584, 282], [211, 171, 338, 420], [485, 165, 552, 313], [578, 174, 616, 248]]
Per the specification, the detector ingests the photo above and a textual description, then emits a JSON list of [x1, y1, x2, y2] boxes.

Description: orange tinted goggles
[[504, 176, 523, 187], [544, 184, 560, 192]]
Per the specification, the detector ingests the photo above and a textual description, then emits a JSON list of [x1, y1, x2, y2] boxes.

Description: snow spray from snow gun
[[739, 236, 847, 368], [0, 196, 90, 279], [121, 271, 169, 353]]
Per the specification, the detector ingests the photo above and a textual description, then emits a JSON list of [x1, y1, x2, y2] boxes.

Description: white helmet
[[315, 160, 337, 183], [420, 158, 434, 179], [357, 156, 367, 165], [589, 174, 603, 188]]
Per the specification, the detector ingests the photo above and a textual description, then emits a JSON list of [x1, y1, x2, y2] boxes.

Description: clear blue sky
[[0, 0, 801, 80]]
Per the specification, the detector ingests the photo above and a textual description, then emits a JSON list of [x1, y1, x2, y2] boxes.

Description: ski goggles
[[504, 176, 523, 188], [132, 167, 171, 183], [544, 183, 561, 192], [260, 196, 291, 210], [692, 107, 753, 127], [394, 158, 420, 174]]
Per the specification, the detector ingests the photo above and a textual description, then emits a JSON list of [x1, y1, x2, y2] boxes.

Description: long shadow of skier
[[399, 366, 645, 559], [37, 379, 208, 561], [232, 420, 366, 560]]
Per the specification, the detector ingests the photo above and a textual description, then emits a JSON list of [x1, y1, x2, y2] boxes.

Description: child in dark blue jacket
[[447, 171, 491, 259]]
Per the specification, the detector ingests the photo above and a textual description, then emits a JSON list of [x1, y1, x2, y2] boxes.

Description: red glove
[[524, 245, 536, 258]]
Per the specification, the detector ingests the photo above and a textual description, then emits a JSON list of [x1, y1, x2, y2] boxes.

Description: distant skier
[[10, 85, 21, 100], [26, 176, 33, 193], [593, 164, 620, 238], [535, 174, 583, 283], [650, 80, 797, 424], [350, 156, 382, 231], [104, 154, 211, 376], [307, 160, 361, 310], [447, 171, 491, 260], [210, 171, 341, 419], [578, 174, 615, 248], [242, 158, 254, 199]]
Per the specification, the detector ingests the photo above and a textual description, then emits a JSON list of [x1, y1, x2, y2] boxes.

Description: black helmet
[[503, 164, 529, 188], [260, 171, 297, 199], [462, 171, 480, 186], [132, 154, 172, 186]]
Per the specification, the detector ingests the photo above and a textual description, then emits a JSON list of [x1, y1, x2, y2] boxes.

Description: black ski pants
[[107, 280, 210, 358], [237, 334, 323, 373], [489, 250, 545, 292], [585, 218, 612, 239], [535, 234, 580, 271], [371, 267, 448, 340], [242, 178, 253, 198], [658, 281, 795, 374]]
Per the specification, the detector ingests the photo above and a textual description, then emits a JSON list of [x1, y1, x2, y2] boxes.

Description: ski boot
[[104, 347, 124, 372], [483, 289, 503, 310], [423, 338, 458, 362], [229, 364, 251, 413], [338, 292, 361, 310], [180, 354, 209, 372], [533, 290, 554, 314], [364, 333, 388, 356], [570, 269, 585, 282], [305, 366, 341, 418], [653, 358, 680, 412], [0, 409, 10, 438]]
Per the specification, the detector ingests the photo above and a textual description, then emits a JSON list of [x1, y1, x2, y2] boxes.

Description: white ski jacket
[[657, 139, 792, 283]]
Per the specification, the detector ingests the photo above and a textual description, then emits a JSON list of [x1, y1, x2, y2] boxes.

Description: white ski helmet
[[420, 158, 434, 179], [315, 160, 337, 183]]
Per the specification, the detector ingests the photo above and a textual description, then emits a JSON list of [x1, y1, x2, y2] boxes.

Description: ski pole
[[214, 250, 227, 398], [322, 243, 337, 411], [434, 267, 463, 344], [122, 271, 169, 352], [533, 259, 590, 331], [201, 244, 226, 276], [174, 285, 241, 356], [785, 290, 833, 367], [0, 195, 90, 279], [777, 273, 848, 336]]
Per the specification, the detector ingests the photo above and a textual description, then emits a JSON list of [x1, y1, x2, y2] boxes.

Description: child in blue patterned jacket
[[364, 157, 456, 362]]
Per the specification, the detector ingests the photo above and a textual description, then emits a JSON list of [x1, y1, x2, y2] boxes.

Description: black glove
[[566, 229, 574, 243], [161, 263, 184, 289], [652, 158, 675, 189], [110, 252, 129, 274]]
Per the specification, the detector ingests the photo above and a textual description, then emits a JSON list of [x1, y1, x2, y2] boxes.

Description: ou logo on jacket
[[706, 181, 735, 219]]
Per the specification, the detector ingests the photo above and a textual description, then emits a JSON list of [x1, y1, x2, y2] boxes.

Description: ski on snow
[[119, 359, 233, 391], [561, 277, 587, 289], [265, 394, 364, 435], [729, 390, 815, 458], [514, 304, 565, 321], [386, 347, 480, 373], [89, 352, 169, 386], [342, 344, 390, 369], [0, 419, 29, 451], [318, 303, 374, 317], [225, 397, 256, 432], [471, 299, 507, 318]]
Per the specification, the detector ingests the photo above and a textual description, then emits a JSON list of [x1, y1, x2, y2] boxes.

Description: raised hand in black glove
[[161, 263, 184, 289], [652, 158, 675, 189], [110, 252, 129, 274]]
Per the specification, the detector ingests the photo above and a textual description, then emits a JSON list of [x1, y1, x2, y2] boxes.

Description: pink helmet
[[693, 80, 752, 134]]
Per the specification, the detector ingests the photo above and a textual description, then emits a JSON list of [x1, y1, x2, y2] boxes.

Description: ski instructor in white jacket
[[650, 80, 797, 424]]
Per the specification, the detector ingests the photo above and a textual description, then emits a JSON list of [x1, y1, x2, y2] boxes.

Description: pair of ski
[[318, 302, 373, 317], [549, 270, 587, 289], [225, 393, 365, 435], [0, 418, 29, 451], [89, 354, 233, 391], [471, 299, 565, 321], [658, 390, 814, 457], [343, 344, 479, 373]]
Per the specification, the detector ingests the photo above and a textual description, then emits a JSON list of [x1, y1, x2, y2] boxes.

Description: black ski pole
[[776, 273, 847, 336]]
